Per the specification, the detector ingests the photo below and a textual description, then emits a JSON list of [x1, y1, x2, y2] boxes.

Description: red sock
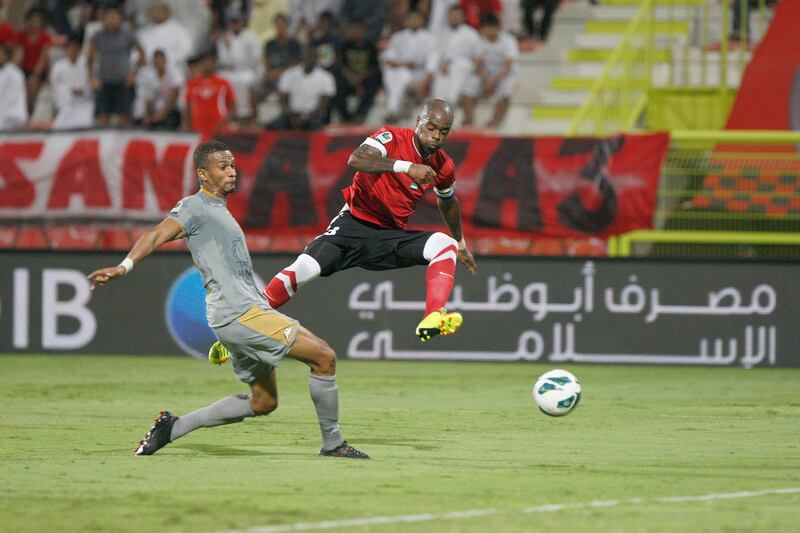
[[425, 245, 457, 315], [263, 269, 296, 309]]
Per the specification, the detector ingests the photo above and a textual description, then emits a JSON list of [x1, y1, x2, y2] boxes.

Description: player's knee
[[423, 232, 458, 261], [315, 341, 337, 376], [250, 394, 278, 416]]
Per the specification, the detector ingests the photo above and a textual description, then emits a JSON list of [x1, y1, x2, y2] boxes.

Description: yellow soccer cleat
[[208, 341, 229, 365], [416, 308, 463, 342]]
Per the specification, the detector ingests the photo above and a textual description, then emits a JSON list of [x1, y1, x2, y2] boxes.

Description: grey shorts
[[213, 304, 300, 383]]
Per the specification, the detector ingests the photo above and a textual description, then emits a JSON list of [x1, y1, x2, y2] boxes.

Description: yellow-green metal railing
[[608, 230, 800, 257], [569, 0, 772, 136]]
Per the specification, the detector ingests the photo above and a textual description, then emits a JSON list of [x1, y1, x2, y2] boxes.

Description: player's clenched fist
[[408, 163, 437, 185]]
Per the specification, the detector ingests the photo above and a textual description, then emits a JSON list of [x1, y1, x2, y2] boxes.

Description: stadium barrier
[[654, 130, 800, 258], [2, 252, 797, 368]]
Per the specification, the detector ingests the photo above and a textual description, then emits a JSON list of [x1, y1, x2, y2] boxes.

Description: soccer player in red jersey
[[263, 98, 478, 341]]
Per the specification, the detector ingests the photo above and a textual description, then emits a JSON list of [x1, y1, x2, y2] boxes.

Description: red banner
[[0, 130, 667, 254]]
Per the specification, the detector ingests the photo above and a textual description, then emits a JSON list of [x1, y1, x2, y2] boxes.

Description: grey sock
[[309, 374, 344, 451], [170, 393, 256, 441]]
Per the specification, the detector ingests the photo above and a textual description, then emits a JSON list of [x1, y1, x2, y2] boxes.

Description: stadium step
[[531, 105, 580, 121]]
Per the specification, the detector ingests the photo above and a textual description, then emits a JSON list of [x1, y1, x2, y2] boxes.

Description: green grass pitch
[[2, 355, 799, 532]]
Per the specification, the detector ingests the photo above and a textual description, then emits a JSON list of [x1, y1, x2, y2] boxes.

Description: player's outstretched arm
[[437, 195, 478, 275], [348, 144, 436, 185], [87, 218, 185, 290]]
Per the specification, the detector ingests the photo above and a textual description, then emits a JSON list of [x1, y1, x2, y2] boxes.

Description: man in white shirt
[[50, 37, 94, 130], [216, 9, 262, 120], [135, 49, 182, 129], [136, 2, 193, 75], [425, 6, 481, 113], [0, 43, 28, 131], [380, 10, 435, 123], [269, 47, 335, 130], [462, 13, 518, 128]]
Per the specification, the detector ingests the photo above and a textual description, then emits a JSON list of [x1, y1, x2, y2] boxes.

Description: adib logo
[[165, 267, 266, 359]]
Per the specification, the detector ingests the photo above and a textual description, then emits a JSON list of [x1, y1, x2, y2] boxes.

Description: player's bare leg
[[287, 326, 369, 459]]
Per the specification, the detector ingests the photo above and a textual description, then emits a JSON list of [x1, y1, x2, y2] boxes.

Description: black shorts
[[95, 82, 134, 117], [304, 210, 434, 277]]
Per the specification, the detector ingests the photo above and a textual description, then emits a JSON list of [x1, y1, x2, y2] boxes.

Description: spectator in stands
[[0, 12, 22, 65], [269, 46, 335, 131], [339, 0, 388, 42], [216, 8, 261, 121], [127, 0, 210, 57], [309, 11, 341, 70], [425, 5, 480, 113], [428, 0, 459, 35], [462, 12, 518, 128], [522, 0, 560, 41], [0, 43, 28, 130], [87, 5, 145, 127], [332, 21, 381, 124], [252, 13, 301, 116], [381, 10, 435, 123], [185, 51, 236, 138], [17, 8, 54, 115], [136, 49, 182, 129], [287, 0, 342, 38], [49, 36, 94, 130], [459, 0, 502, 29], [137, 2, 193, 74]]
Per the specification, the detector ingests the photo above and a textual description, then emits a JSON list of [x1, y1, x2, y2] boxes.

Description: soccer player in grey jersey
[[88, 140, 368, 459]]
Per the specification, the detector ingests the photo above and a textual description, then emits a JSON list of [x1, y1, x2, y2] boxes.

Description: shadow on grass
[[172, 443, 305, 457]]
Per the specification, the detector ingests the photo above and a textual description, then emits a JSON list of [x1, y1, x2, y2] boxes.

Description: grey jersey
[[168, 191, 263, 327]]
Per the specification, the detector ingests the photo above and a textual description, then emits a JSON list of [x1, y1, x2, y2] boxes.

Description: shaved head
[[419, 99, 454, 126]]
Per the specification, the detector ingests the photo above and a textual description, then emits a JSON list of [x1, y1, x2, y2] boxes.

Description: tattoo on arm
[[347, 144, 398, 173]]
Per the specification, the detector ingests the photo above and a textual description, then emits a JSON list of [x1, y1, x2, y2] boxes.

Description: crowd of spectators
[[0, 0, 562, 134]]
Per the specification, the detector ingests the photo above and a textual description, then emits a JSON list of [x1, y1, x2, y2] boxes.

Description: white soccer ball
[[533, 369, 582, 417]]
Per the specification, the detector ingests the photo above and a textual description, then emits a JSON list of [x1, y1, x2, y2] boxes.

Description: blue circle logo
[[165, 268, 216, 359]]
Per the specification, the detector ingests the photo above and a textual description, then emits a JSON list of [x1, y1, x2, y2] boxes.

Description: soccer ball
[[533, 369, 581, 417]]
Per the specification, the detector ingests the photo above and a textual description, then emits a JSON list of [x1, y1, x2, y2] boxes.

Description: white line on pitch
[[212, 487, 800, 533]]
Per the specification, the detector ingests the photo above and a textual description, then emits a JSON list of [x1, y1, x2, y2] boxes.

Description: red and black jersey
[[341, 126, 456, 229]]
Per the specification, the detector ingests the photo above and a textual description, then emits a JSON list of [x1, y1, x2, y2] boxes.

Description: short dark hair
[[480, 13, 500, 27], [194, 141, 231, 169]]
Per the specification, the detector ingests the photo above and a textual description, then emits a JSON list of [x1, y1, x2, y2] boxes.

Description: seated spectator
[[268, 47, 335, 131], [0, 43, 28, 130], [332, 21, 381, 124], [309, 11, 341, 70], [184, 51, 236, 138], [87, 6, 145, 127], [380, 10, 435, 123], [522, 0, 560, 41], [340, 0, 388, 42], [425, 5, 480, 112], [462, 12, 518, 128], [49, 36, 94, 130], [429, 0, 459, 35], [252, 13, 301, 116], [137, 2, 193, 74], [216, 8, 261, 120], [127, 0, 210, 57], [136, 49, 182, 129], [17, 8, 54, 115]]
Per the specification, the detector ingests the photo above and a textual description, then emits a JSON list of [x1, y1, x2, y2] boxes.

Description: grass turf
[[1, 355, 798, 532]]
